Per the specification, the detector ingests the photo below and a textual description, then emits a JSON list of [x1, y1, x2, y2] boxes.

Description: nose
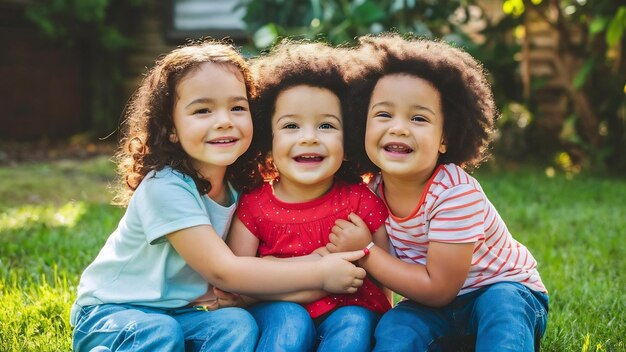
[[299, 126, 319, 144], [214, 109, 234, 130], [388, 117, 409, 136]]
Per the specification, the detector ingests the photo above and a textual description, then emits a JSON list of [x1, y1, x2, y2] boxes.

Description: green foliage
[[242, 0, 479, 49], [241, 0, 626, 172], [606, 6, 626, 47], [1, 157, 625, 350], [516, 1, 626, 172]]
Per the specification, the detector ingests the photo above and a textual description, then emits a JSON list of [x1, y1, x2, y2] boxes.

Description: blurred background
[[1, 0, 625, 174]]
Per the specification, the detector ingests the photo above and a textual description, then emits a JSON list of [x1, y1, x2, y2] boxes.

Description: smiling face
[[271, 85, 344, 197], [171, 62, 253, 177], [365, 73, 447, 183]]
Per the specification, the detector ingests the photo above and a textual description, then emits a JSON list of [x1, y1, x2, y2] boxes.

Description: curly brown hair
[[346, 33, 497, 174], [244, 40, 362, 189], [112, 39, 259, 206]]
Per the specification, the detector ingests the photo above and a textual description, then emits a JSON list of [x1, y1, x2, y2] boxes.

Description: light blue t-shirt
[[70, 167, 238, 325]]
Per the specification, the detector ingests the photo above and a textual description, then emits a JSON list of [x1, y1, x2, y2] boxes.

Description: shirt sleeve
[[353, 184, 389, 233], [235, 191, 259, 236], [133, 171, 212, 244], [427, 183, 485, 243]]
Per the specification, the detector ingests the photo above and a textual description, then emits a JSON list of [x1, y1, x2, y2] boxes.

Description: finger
[[328, 232, 338, 243], [214, 289, 231, 299], [353, 277, 364, 288], [339, 249, 366, 262], [334, 219, 351, 228], [205, 300, 220, 311], [355, 267, 367, 280], [326, 242, 338, 253], [346, 286, 358, 294], [348, 212, 367, 227], [219, 299, 235, 308], [213, 287, 226, 296]]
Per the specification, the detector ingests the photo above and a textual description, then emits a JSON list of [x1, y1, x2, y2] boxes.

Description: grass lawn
[[0, 156, 624, 351]]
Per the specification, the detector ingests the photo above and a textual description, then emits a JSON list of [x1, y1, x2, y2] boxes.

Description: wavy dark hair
[[346, 33, 497, 174], [112, 39, 259, 206], [245, 40, 362, 189]]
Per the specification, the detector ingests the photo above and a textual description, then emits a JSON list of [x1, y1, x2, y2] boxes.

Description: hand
[[313, 246, 330, 257], [319, 250, 367, 294], [213, 287, 247, 308], [327, 213, 373, 253]]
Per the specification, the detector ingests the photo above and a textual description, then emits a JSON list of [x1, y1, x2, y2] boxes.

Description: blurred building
[[0, 0, 249, 141]]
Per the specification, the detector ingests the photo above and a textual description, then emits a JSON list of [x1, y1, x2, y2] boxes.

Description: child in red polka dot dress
[[225, 40, 391, 352]]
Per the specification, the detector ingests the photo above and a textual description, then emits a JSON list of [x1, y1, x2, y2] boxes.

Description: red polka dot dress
[[236, 179, 392, 318]]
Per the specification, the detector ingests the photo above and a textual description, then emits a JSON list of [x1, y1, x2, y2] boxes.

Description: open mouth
[[294, 154, 324, 162], [383, 143, 413, 154], [208, 138, 237, 144]]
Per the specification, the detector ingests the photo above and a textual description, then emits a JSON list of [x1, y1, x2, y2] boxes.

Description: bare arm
[[370, 224, 394, 303], [167, 224, 366, 296], [328, 213, 472, 307], [225, 216, 328, 303]]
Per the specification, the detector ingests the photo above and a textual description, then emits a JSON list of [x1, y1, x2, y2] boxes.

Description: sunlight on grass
[[0, 202, 87, 230], [0, 267, 73, 352], [1, 158, 624, 351], [581, 333, 607, 352]]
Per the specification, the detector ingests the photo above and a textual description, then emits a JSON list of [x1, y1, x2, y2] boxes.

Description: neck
[[381, 172, 430, 218], [198, 165, 230, 206], [272, 177, 334, 203]]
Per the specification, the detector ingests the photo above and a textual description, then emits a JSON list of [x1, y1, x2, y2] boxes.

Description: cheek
[[364, 127, 377, 148]]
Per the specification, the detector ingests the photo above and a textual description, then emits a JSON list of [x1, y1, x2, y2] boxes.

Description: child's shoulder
[[338, 179, 376, 195], [339, 179, 386, 207], [136, 167, 196, 194], [433, 164, 479, 188], [239, 181, 271, 201]]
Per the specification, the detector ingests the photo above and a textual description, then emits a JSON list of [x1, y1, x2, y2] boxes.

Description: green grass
[[0, 157, 624, 351]]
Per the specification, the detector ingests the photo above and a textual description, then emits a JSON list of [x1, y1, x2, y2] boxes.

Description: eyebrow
[[370, 101, 437, 116], [275, 114, 343, 125], [185, 96, 248, 109]]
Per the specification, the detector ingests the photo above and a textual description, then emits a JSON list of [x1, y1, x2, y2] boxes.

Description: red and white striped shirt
[[375, 163, 546, 295]]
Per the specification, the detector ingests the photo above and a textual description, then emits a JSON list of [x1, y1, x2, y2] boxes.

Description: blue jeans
[[374, 282, 549, 352], [72, 303, 259, 352], [249, 302, 379, 352]]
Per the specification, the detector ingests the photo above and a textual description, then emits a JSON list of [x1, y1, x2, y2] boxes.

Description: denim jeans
[[248, 302, 379, 352], [72, 303, 259, 352], [373, 282, 549, 352]]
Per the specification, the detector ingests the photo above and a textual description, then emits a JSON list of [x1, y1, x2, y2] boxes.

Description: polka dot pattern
[[236, 180, 391, 317]]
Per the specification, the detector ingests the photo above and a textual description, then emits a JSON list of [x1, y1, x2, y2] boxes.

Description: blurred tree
[[240, 0, 626, 172], [25, 0, 145, 137], [241, 0, 480, 48], [508, 0, 626, 172]]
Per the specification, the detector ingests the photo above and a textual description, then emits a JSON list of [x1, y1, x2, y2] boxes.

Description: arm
[[225, 216, 328, 303], [167, 224, 366, 297], [328, 213, 472, 307], [370, 224, 394, 303]]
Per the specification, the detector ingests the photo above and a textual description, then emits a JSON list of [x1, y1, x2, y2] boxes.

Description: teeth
[[384, 144, 412, 153], [213, 139, 234, 143]]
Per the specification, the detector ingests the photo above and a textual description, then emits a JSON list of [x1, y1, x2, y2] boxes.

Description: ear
[[439, 137, 447, 154], [169, 129, 178, 143]]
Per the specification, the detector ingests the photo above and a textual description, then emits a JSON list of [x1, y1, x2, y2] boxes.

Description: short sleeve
[[132, 171, 212, 244], [235, 191, 259, 236], [427, 183, 485, 243], [353, 184, 389, 233]]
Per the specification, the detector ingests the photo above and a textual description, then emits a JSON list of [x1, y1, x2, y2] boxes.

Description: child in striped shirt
[[326, 34, 549, 352]]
